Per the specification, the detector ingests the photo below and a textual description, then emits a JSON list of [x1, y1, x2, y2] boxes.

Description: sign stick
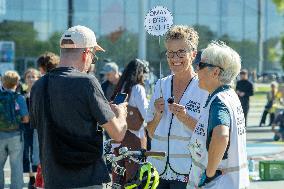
[[144, 6, 173, 98]]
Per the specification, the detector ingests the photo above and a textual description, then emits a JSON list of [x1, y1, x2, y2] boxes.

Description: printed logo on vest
[[195, 122, 205, 136], [189, 139, 203, 159], [186, 100, 201, 113], [236, 105, 246, 135]]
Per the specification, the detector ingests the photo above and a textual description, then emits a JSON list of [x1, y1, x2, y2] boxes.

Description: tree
[[0, 20, 61, 58], [272, 0, 284, 69], [194, 25, 216, 49], [0, 20, 62, 74], [0, 20, 37, 57], [97, 30, 138, 73], [273, 0, 284, 12]]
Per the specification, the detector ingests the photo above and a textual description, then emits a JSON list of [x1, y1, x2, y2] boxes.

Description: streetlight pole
[[138, 0, 147, 60], [68, 0, 73, 28], [257, 0, 264, 73]]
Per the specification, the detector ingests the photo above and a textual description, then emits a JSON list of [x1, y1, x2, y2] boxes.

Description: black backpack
[[0, 89, 21, 131]]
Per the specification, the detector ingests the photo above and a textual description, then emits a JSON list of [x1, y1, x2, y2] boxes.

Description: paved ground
[[3, 83, 284, 188], [247, 85, 284, 189]]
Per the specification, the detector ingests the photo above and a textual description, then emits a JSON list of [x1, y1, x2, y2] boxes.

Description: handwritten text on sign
[[144, 6, 173, 36]]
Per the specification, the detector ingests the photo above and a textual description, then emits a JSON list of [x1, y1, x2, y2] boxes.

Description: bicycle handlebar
[[105, 149, 166, 163], [104, 140, 166, 163], [144, 151, 166, 157], [122, 150, 166, 157]]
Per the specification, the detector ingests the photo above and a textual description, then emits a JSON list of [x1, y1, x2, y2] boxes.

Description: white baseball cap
[[60, 25, 105, 51]]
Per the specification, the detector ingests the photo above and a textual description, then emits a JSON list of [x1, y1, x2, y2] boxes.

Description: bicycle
[[104, 139, 166, 189]]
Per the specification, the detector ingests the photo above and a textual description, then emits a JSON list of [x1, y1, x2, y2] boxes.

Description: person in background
[[101, 62, 120, 101], [259, 81, 282, 127], [271, 111, 284, 141], [37, 51, 60, 75], [22, 68, 41, 189], [30, 25, 127, 189], [33, 52, 60, 187], [236, 69, 254, 127], [0, 71, 29, 189], [111, 59, 149, 184], [146, 25, 208, 189], [188, 41, 249, 189]]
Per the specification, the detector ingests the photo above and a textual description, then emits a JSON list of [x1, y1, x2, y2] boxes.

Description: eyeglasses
[[83, 49, 98, 64], [165, 49, 189, 59], [198, 62, 224, 71], [89, 50, 98, 64]]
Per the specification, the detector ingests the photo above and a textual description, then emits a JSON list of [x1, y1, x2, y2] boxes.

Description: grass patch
[[255, 86, 270, 93], [252, 93, 266, 100]]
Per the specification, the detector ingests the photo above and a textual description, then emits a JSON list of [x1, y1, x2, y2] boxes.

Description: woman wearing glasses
[[187, 41, 249, 189], [146, 25, 208, 189]]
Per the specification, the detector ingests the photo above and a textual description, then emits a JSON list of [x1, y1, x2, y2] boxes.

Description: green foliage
[[0, 20, 60, 58], [0, 20, 276, 76], [227, 39, 258, 70], [47, 32, 61, 55], [0, 20, 61, 74], [273, 0, 284, 12], [95, 24, 263, 75], [195, 25, 259, 71], [194, 25, 216, 49], [97, 31, 138, 72], [272, 0, 284, 70], [0, 21, 37, 57]]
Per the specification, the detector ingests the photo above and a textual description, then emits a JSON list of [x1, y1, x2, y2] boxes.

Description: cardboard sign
[[144, 6, 173, 36]]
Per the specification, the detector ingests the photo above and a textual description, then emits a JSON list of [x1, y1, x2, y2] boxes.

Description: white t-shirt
[[128, 84, 148, 138]]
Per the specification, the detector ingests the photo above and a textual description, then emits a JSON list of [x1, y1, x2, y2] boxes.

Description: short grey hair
[[201, 41, 241, 85]]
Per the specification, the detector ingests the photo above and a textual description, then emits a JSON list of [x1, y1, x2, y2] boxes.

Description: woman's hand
[[168, 103, 197, 130], [168, 103, 187, 120], [154, 97, 165, 114]]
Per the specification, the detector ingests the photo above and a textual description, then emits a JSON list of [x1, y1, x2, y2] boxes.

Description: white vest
[[187, 88, 249, 189], [148, 75, 208, 176]]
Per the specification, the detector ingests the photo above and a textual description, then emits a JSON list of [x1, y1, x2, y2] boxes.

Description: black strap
[[43, 74, 56, 126], [43, 75, 49, 118]]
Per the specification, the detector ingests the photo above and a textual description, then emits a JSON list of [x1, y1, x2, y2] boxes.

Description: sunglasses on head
[[198, 62, 224, 71]]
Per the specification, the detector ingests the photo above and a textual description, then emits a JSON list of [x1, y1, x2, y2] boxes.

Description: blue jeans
[[32, 129, 40, 166], [23, 125, 35, 173], [0, 133, 23, 189]]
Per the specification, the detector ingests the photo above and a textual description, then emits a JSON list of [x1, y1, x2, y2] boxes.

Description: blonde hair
[[202, 41, 241, 85], [165, 25, 199, 51], [24, 68, 41, 80], [2, 70, 20, 89]]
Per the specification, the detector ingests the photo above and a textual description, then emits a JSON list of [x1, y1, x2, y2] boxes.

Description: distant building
[[0, 0, 282, 42]]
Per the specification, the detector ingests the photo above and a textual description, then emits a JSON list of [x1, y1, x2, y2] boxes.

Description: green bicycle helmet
[[124, 162, 159, 189]]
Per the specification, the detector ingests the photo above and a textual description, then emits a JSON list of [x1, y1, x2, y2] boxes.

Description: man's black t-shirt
[[236, 79, 254, 106], [30, 67, 115, 188]]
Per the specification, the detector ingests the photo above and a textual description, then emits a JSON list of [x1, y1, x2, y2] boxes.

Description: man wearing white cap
[[30, 25, 128, 189]]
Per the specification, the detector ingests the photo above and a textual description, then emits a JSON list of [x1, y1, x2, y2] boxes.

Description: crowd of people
[[0, 24, 281, 189]]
